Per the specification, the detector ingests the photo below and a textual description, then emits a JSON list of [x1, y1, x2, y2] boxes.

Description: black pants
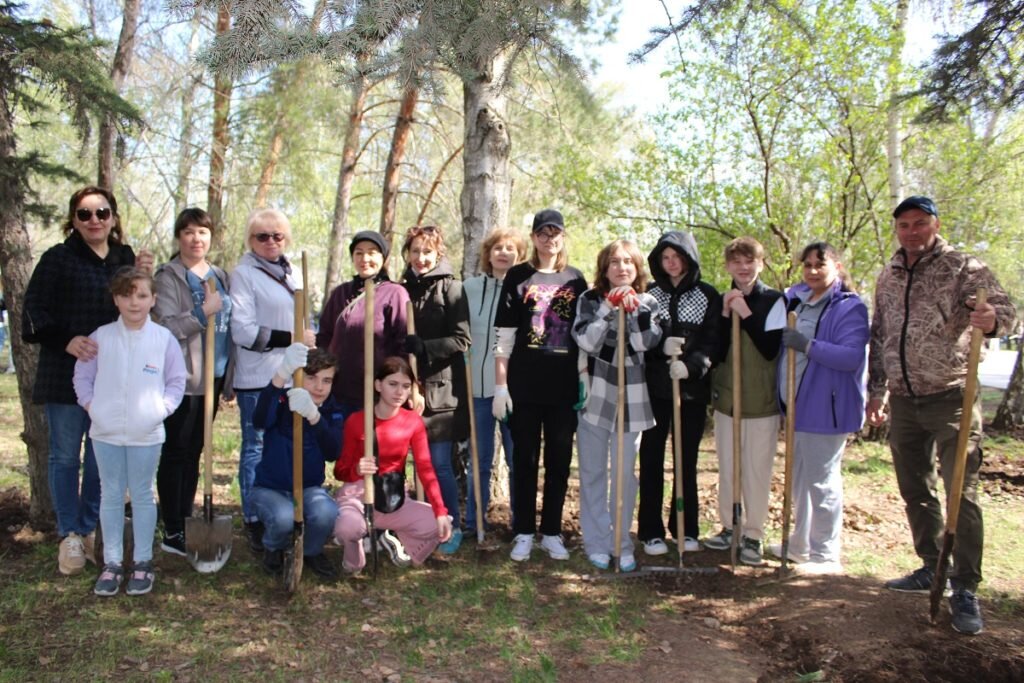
[[157, 378, 224, 536], [510, 401, 577, 536], [637, 396, 705, 541]]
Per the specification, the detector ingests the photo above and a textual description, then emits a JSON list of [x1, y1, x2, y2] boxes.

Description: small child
[[73, 268, 186, 596], [251, 345, 344, 580], [572, 240, 662, 572], [333, 356, 452, 574], [706, 238, 785, 565]]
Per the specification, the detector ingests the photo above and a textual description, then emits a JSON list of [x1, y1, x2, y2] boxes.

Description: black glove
[[404, 334, 427, 367], [782, 327, 812, 353]]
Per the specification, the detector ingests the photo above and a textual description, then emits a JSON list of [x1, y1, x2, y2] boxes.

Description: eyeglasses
[[75, 207, 112, 222], [253, 232, 286, 243], [534, 229, 563, 242], [406, 225, 438, 238]]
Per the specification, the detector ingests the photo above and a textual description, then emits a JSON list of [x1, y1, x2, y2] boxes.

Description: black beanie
[[349, 230, 390, 260]]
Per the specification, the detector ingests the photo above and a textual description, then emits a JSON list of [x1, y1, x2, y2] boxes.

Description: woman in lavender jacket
[[776, 242, 868, 576]]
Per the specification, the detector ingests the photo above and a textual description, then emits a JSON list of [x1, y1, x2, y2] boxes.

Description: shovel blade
[[185, 515, 233, 574], [283, 527, 304, 593]]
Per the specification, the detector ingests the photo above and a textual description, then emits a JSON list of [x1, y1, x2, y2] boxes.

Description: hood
[[402, 257, 455, 287], [647, 230, 702, 292]]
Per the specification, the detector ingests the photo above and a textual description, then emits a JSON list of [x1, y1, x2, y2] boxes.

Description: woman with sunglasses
[[229, 209, 314, 553], [152, 208, 233, 557], [400, 225, 471, 554], [494, 209, 588, 563], [463, 227, 526, 533], [22, 185, 154, 576]]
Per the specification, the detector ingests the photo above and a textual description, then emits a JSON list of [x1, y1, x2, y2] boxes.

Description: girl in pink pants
[[333, 357, 452, 572]]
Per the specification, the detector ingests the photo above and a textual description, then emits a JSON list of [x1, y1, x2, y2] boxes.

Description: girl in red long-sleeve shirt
[[333, 357, 453, 572]]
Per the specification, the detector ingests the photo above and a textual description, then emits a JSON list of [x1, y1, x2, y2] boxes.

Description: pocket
[[425, 379, 458, 412]]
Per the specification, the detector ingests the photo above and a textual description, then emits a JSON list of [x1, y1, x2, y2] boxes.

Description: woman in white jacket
[[73, 268, 186, 596], [229, 209, 313, 553], [462, 228, 525, 532]]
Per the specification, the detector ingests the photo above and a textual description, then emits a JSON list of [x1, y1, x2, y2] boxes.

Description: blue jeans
[[92, 441, 161, 566], [251, 485, 338, 556], [465, 396, 514, 530], [429, 440, 461, 528], [235, 390, 264, 522], [45, 403, 99, 538]]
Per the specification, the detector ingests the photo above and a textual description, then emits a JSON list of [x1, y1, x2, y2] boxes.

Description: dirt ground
[[2, 442, 1023, 682]]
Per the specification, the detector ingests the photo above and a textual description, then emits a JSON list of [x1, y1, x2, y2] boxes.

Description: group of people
[[22, 187, 1012, 637]]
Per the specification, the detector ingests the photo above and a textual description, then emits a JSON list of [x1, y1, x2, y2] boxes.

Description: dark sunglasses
[[75, 207, 112, 222], [253, 232, 286, 243]]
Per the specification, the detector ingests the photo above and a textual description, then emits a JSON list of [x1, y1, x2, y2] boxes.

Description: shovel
[[363, 276, 379, 578], [730, 311, 743, 571], [186, 279, 232, 573], [779, 311, 798, 576], [611, 306, 630, 573], [463, 352, 495, 548], [670, 348, 686, 569], [283, 267, 308, 593], [929, 289, 987, 623]]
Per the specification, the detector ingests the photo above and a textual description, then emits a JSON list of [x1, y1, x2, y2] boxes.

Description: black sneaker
[[884, 565, 936, 593], [949, 588, 984, 635], [304, 553, 339, 580], [262, 549, 284, 575], [245, 521, 265, 553], [160, 532, 187, 557]]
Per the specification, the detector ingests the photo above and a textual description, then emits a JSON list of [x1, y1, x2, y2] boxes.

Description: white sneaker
[[58, 533, 86, 576], [510, 534, 534, 562], [539, 534, 569, 560], [767, 542, 809, 564], [642, 538, 669, 556], [619, 553, 637, 572], [793, 560, 843, 576], [588, 553, 610, 570], [683, 537, 701, 552]]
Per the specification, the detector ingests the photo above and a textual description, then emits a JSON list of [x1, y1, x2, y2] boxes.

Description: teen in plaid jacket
[[572, 240, 663, 572]]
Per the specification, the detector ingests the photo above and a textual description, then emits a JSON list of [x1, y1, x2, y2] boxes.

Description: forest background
[[3, 0, 1024, 524]]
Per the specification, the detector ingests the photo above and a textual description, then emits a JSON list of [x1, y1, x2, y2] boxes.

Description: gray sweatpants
[[788, 431, 848, 562], [576, 418, 640, 558]]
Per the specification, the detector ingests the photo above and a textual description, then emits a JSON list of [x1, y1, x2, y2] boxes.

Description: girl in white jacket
[[73, 268, 186, 597]]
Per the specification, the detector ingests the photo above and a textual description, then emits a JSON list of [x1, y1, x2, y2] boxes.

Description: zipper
[[478, 277, 496, 398], [898, 265, 916, 397], [831, 391, 838, 429]]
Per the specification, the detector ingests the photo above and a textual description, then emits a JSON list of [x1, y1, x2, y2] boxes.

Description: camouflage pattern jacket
[[868, 236, 1015, 400]]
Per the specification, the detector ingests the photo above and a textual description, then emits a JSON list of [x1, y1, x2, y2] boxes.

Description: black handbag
[[373, 471, 406, 514]]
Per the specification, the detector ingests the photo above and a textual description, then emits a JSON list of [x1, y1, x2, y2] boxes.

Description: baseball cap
[[893, 196, 938, 219], [532, 209, 565, 233]]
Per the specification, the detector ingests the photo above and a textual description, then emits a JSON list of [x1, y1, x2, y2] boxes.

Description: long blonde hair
[[478, 227, 527, 276]]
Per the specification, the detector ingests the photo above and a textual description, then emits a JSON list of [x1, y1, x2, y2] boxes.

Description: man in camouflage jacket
[[867, 196, 1015, 636]]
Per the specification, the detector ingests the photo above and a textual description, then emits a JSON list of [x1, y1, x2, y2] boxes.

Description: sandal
[[94, 563, 124, 597], [125, 561, 155, 596]]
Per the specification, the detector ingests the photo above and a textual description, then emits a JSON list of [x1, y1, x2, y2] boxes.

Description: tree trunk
[[885, 0, 909, 208], [0, 91, 51, 527], [379, 84, 419, 246], [173, 12, 203, 216], [253, 111, 285, 209], [992, 346, 1024, 430], [324, 58, 370, 294], [97, 0, 139, 190], [459, 50, 512, 281], [207, 3, 233, 259]]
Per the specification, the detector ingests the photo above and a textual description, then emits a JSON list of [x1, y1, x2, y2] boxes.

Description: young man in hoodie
[[637, 231, 721, 556]]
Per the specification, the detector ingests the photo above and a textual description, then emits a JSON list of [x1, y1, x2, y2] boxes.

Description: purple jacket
[[780, 281, 869, 435]]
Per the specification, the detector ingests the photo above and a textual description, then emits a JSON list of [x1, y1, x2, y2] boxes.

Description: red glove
[[606, 286, 639, 313]]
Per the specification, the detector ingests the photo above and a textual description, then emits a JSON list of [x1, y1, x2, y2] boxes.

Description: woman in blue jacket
[[776, 242, 868, 575]]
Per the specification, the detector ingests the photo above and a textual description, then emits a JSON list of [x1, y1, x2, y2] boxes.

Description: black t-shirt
[[495, 263, 588, 405]]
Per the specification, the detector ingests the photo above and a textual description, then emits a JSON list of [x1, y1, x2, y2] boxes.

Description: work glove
[[663, 336, 686, 357], [492, 385, 513, 422], [287, 387, 320, 425], [274, 342, 308, 382], [573, 374, 590, 412], [404, 334, 427, 368], [669, 359, 689, 380], [606, 285, 639, 313], [782, 327, 812, 354]]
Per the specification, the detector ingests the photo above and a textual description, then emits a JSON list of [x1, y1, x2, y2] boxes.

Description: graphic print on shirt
[[523, 283, 578, 351]]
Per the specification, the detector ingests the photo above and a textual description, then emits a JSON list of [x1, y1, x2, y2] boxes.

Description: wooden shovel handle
[[613, 306, 627, 570], [202, 280, 216, 500], [293, 287, 305, 522], [780, 311, 797, 570], [363, 277, 375, 507]]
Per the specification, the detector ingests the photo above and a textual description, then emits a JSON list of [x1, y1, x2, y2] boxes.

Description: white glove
[[492, 385, 513, 421], [669, 359, 689, 380], [663, 336, 686, 356], [287, 388, 320, 424], [275, 342, 308, 382]]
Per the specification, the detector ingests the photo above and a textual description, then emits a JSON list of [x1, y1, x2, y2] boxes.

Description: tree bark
[[379, 84, 419, 246], [97, 0, 139, 190], [173, 11, 203, 216], [993, 346, 1024, 430], [459, 50, 511, 281], [0, 88, 51, 527], [324, 57, 370, 294], [885, 0, 909, 208], [207, 2, 233, 259]]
